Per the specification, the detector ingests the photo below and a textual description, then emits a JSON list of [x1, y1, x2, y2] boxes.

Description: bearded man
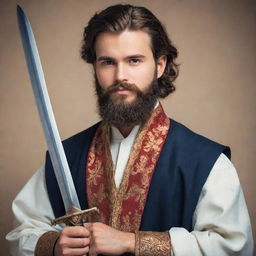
[[6, 4, 253, 256]]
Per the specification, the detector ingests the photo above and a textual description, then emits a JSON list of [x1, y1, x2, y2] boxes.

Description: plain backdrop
[[1, 0, 255, 254]]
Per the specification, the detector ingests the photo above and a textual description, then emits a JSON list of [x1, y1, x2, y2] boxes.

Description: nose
[[115, 63, 128, 82]]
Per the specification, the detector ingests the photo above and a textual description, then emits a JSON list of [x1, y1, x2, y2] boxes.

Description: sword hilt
[[51, 206, 100, 226]]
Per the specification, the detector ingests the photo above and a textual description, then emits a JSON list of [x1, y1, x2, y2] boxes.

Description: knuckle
[[83, 238, 89, 246], [61, 227, 70, 235], [59, 238, 68, 247], [78, 226, 85, 236], [84, 228, 90, 237]]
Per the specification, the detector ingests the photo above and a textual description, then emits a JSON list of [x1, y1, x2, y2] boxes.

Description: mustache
[[104, 81, 141, 94]]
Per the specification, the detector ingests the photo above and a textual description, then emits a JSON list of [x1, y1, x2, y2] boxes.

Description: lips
[[113, 87, 132, 95]]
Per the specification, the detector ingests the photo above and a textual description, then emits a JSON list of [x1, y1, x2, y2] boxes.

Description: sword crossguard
[[51, 206, 100, 226]]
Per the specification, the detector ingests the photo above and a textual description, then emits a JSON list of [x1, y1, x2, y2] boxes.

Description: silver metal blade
[[17, 5, 81, 212]]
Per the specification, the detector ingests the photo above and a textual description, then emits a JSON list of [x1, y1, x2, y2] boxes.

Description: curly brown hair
[[81, 4, 179, 98]]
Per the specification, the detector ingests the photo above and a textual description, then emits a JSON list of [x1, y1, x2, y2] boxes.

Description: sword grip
[[51, 206, 100, 226]]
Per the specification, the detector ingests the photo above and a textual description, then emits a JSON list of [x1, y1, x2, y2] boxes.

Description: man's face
[[94, 30, 156, 104], [93, 30, 166, 126]]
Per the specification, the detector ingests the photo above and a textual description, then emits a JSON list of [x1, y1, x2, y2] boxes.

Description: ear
[[156, 55, 167, 78]]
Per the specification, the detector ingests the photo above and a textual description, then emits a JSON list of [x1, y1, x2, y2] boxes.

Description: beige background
[[1, 0, 255, 254]]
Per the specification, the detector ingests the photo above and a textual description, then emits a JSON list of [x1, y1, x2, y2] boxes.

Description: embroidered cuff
[[35, 231, 59, 256], [135, 231, 171, 256]]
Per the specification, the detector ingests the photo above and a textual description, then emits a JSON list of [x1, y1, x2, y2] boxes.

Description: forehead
[[95, 30, 153, 59]]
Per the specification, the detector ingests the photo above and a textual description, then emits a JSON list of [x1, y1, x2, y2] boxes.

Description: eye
[[129, 58, 142, 65], [101, 60, 114, 66]]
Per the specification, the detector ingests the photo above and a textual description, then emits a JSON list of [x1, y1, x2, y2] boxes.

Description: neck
[[116, 124, 135, 138]]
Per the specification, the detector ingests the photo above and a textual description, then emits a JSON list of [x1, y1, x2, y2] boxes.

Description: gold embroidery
[[86, 104, 170, 232], [35, 231, 59, 256], [135, 231, 171, 256]]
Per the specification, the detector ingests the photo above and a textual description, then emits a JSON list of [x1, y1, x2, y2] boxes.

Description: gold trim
[[35, 231, 59, 256], [87, 104, 170, 232], [135, 231, 171, 256], [110, 105, 170, 231], [87, 124, 114, 225]]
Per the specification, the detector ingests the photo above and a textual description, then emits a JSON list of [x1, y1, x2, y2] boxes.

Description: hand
[[54, 226, 90, 256], [84, 222, 135, 256]]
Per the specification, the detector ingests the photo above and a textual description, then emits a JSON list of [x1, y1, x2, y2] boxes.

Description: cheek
[[132, 64, 155, 88], [95, 68, 114, 89]]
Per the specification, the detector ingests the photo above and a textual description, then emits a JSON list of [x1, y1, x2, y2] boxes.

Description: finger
[[65, 237, 90, 248], [62, 226, 90, 238], [61, 246, 89, 256], [58, 236, 89, 250]]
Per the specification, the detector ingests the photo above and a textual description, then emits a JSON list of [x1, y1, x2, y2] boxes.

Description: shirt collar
[[111, 125, 140, 142]]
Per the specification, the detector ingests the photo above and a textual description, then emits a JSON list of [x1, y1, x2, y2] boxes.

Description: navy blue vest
[[45, 119, 230, 232]]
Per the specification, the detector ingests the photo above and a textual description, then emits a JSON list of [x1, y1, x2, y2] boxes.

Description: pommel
[[51, 206, 99, 226]]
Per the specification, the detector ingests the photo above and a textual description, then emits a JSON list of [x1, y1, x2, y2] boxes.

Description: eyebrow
[[126, 54, 146, 59], [97, 54, 146, 61], [97, 56, 114, 61]]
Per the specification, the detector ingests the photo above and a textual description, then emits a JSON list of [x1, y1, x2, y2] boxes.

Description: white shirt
[[6, 125, 254, 256], [110, 125, 140, 188]]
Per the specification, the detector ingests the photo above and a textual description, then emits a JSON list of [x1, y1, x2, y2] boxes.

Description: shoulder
[[62, 122, 101, 147], [165, 119, 231, 178], [169, 119, 231, 159], [170, 119, 225, 148]]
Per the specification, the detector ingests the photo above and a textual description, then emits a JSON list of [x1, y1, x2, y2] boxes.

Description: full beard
[[95, 75, 158, 127]]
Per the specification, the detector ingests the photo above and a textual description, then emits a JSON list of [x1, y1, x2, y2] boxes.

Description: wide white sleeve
[[6, 166, 63, 256], [170, 153, 254, 256]]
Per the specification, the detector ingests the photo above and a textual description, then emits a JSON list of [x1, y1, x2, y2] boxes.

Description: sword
[[16, 5, 98, 226]]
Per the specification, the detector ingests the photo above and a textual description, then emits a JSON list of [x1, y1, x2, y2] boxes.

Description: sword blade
[[17, 5, 81, 212]]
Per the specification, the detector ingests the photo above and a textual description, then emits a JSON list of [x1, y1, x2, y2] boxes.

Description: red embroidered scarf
[[86, 104, 170, 232]]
